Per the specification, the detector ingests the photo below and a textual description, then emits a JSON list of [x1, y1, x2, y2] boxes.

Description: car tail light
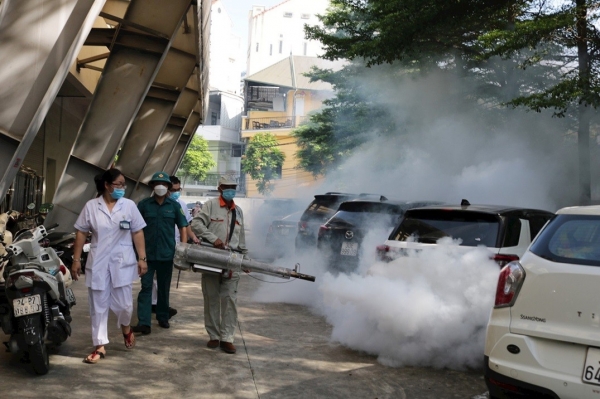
[[376, 244, 391, 261], [494, 261, 525, 308], [298, 221, 308, 232], [492, 254, 519, 268], [318, 225, 330, 238]]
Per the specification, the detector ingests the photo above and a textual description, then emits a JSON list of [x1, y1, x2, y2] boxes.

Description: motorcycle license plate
[[66, 287, 76, 304], [340, 242, 358, 256], [13, 295, 42, 317], [583, 347, 600, 385]]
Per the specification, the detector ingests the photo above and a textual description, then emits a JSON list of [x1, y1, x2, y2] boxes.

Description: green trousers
[[137, 260, 172, 326]]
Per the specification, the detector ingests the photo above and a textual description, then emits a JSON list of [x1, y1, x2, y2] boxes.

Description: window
[[279, 40, 283, 54], [231, 144, 242, 158], [211, 111, 217, 125], [274, 164, 283, 179], [303, 42, 307, 56], [301, 13, 310, 19], [256, 42, 259, 52], [283, 12, 293, 17], [530, 215, 600, 266], [270, 44, 272, 56]]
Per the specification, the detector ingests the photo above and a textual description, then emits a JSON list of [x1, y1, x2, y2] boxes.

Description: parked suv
[[484, 205, 600, 399], [265, 211, 302, 259], [295, 192, 386, 252], [317, 199, 440, 272], [377, 200, 554, 265]]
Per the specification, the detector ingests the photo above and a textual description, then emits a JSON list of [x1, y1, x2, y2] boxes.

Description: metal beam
[[47, 0, 195, 228], [0, 0, 106, 201]]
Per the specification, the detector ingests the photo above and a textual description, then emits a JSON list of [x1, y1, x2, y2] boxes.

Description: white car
[[484, 205, 600, 399], [377, 201, 554, 266]]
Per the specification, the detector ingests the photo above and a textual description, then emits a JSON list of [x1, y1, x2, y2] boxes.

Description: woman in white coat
[[71, 168, 148, 364]]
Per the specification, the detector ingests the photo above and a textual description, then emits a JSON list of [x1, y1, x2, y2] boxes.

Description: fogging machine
[[174, 242, 316, 282]]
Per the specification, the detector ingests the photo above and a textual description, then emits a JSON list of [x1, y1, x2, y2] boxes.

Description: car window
[[528, 214, 552, 240], [530, 215, 600, 265], [330, 210, 399, 228], [301, 198, 348, 222], [502, 216, 522, 247], [390, 211, 500, 247]]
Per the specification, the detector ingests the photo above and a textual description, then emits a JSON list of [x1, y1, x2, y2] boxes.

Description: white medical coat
[[74, 197, 146, 290]]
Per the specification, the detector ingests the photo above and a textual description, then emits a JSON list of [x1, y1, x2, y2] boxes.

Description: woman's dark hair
[[170, 175, 181, 185], [94, 168, 123, 196]]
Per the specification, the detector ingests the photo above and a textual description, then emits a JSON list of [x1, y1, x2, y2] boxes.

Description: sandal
[[123, 328, 135, 349], [84, 349, 106, 364]]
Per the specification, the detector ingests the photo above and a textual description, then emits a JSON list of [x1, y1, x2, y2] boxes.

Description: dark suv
[[294, 192, 387, 252], [317, 199, 440, 272], [377, 200, 554, 266]]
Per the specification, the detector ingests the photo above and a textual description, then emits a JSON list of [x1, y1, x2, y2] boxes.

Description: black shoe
[[220, 341, 236, 354], [158, 320, 170, 329], [168, 307, 177, 319], [151, 305, 157, 313], [132, 325, 151, 335]]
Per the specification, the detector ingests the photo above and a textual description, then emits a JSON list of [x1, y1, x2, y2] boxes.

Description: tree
[[479, 0, 600, 203], [177, 135, 216, 186], [306, 0, 600, 203], [293, 64, 396, 176], [242, 133, 285, 196]]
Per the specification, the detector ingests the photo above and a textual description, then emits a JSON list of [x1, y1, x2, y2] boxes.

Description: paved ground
[[0, 269, 489, 398]]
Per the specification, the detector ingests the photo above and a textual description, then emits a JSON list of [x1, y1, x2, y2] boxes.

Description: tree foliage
[[302, 0, 600, 202], [242, 132, 285, 196], [177, 135, 216, 186], [293, 64, 396, 176]]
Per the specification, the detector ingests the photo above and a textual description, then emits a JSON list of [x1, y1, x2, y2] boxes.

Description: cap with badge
[[149, 171, 171, 185], [218, 175, 237, 186]]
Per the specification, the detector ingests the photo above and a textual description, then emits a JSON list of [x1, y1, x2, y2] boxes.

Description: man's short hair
[[170, 175, 181, 185]]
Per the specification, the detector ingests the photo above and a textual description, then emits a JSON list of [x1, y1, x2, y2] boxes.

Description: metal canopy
[[0, 0, 106, 202], [47, 0, 208, 227]]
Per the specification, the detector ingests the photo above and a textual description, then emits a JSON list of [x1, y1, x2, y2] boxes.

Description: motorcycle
[[45, 230, 90, 275], [0, 224, 76, 375]]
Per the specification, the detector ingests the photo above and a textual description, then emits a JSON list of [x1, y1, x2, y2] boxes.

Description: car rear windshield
[[331, 203, 404, 226], [390, 210, 500, 247], [529, 214, 600, 266], [301, 197, 349, 222]]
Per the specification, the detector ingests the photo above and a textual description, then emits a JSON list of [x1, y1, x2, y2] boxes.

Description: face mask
[[154, 185, 168, 197], [111, 188, 125, 200], [170, 192, 181, 201], [221, 189, 236, 201]]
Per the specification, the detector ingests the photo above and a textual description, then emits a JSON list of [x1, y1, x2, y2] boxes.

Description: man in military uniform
[[191, 175, 247, 354], [133, 171, 188, 334]]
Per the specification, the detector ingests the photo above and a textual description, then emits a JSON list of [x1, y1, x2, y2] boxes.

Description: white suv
[[377, 201, 554, 266], [484, 205, 600, 399]]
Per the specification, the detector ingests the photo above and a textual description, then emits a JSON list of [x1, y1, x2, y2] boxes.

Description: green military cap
[[149, 171, 171, 184]]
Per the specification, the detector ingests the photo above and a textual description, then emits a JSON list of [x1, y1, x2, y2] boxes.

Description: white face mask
[[154, 185, 168, 196]]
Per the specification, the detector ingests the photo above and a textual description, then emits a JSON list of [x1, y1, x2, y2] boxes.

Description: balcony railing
[[242, 116, 308, 131], [187, 173, 245, 191]]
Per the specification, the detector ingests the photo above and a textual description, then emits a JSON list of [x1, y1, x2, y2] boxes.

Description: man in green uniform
[[133, 171, 188, 334]]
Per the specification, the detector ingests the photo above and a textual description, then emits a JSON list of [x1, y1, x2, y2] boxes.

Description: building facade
[[242, 55, 343, 198], [246, 0, 329, 76], [191, 0, 245, 196]]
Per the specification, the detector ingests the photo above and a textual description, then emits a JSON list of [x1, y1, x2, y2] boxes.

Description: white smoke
[[252, 239, 499, 369], [249, 63, 589, 370]]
